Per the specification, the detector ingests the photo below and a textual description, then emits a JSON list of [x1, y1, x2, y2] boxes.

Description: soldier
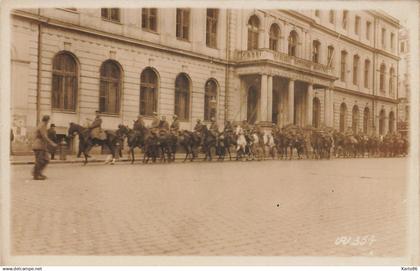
[[133, 115, 145, 132], [159, 116, 170, 136], [10, 129, 14, 156], [193, 119, 203, 144], [47, 123, 58, 160], [89, 111, 106, 141], [209, 117, 219, 137], [194, 119, 203, 133], [170, 115, 180, 134], [32, 115, 58, 180], [150, 112, 160, 135], [224, 120, 233, 134]]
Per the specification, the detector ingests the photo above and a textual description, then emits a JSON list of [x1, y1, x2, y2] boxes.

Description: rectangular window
[[327, 46, 335, 67], [101, 8, 120, 22], [340, 51, 347, 82], [342, 10, 348, 29], [364, 61, 370, 88], [400, 41, 405, 53], [176, 8, 190, 40], [353, 56, 359, 85], [366, 21, 371, 40], [381, 28, 386, 48], [315, 10, 320, 17], [142, 8, 157, 32], [355, 16, 360, 35], [329, 10, 335, 24], [206, 9, 218, 48], [390, 33, 395, 50]]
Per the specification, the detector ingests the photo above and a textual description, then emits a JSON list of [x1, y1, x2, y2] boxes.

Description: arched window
[[380, 64, 386, 93], [389, 68, 395, 97], [379, 109, 386, 135], [353, 55, 360, 85], [247, 15, 260, 50], [312, 97, 321, 128], [288, 31, 298, 57], [340, 50, 347, 82], [327, 45, 335, 67], [52, 52, 78, 111], [269, 24, 280, 51], [99, 60, 121, 114], [312, 40, 321, 63], [204, 79, 218, 121], [364, 59, 370, 88], [389, 111, 395, 133], [175, 73, 190, 120], [140, 68, 158, 116], [363, 107, 370, 134], [339, 103, 347, 132], [352, 105, 359, 133]]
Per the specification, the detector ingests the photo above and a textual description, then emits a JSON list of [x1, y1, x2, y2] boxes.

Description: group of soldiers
[[31, 110, 408, 180]]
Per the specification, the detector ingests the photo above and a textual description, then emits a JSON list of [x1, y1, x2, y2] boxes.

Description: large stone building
[[10, 8, 400, 153], [397, 25, 409, 136]]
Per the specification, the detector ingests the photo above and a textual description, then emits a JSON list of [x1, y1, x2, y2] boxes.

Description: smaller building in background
[[397, 25, 409, 136]]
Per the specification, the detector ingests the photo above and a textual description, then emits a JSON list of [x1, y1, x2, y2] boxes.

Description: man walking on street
[[32, 115, 57, 180], [47, 123, 58, 160]]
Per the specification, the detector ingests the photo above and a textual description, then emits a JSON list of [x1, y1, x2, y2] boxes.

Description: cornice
[[334, 86, 398, 104], [12, 10, 229, 66], [282, 10, 400, 61]]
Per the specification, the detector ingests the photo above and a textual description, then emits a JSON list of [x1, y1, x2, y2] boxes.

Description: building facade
[[10, 8, 400, 153], [397, 26, 409, 136]]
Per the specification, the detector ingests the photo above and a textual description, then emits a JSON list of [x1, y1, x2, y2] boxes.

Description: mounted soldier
[[209, 117, 219, 137], [159, 115, 170, 136], [170, 115, 180, 134], [133, 115, 145, 133], [150, 112, 160, 136], [193, 119, 204, 145], [224, 120, 233, 134], [89, 110, 106, 141]]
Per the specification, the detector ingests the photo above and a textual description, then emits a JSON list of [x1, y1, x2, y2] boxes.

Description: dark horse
[[67, 122, 120, 165], [178, 130, 200, 162], [201, 125, 217, 161]]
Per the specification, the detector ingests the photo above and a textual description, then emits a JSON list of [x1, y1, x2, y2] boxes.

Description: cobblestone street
[[11, 158, 407, 256]]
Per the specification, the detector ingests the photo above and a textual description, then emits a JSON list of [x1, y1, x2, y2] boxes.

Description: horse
[[67, 122, 120, 165], [263, 131, 276, 159], [201, 125, 217, 161]]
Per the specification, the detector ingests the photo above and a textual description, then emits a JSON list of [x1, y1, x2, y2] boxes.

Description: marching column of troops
[[31, 111, 409, 180]]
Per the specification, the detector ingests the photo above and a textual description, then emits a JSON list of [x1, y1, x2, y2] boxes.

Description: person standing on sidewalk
[[32, 115, 57, 180], [47, 123, 58, 160], [10, 129, 14, 156]]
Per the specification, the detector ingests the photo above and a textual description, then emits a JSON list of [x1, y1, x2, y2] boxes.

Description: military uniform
[[150, 115, 160, 135], [90, 116, 106, 140], [159, 119, 170, 136], [170, 118, 180, 133], [209, 120, 219, 137], [133, 117, 145, 131], [32, 116, 57, 180]]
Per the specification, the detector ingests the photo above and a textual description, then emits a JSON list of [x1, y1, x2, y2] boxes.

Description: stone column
[[288, 79, 295, 124], [306, 84, 314, 125], [260, 74, 268, 122], [267, 75, 273, 122]]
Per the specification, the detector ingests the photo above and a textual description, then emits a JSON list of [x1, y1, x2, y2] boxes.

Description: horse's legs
[[130, 147, 135, 164]]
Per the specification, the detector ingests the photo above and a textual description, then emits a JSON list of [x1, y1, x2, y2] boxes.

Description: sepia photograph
[[1, 0, 419, 267]]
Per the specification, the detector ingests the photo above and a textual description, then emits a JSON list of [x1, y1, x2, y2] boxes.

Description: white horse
[[263, 131, 276, 159]]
